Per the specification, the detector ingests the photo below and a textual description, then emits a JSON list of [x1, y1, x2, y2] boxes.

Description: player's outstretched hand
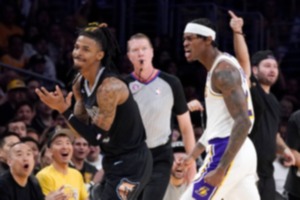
[[35, 85, 73, 113]]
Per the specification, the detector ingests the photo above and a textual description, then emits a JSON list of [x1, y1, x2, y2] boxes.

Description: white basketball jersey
[[200, 53, 254, 147]]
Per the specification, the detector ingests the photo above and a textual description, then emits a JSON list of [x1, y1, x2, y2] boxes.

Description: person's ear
[[252, 66, 258, 76], [97, 51, 104, 61], [7, 156, 12, 167], [205, 36, 214, 45]]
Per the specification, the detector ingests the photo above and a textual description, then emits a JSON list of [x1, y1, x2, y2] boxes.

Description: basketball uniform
[[181, 53, 260, 200], [80, 68, 152, 200]]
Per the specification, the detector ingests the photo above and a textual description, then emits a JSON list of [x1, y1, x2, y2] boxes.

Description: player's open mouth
[[185, 50, 191, 58]]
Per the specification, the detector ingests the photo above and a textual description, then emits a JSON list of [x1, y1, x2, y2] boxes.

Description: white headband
[[184, 23, 216, 40]]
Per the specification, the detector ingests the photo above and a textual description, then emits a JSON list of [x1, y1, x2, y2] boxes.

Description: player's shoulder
[[100, 76, 128, 92]]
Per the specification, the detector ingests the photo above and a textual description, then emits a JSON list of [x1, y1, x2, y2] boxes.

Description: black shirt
[[80, 68, 147, 157], [284, 110, 300, 197], [249, 77, 280, 178], [70, 161, 98, 183], [0, 171, 44, 200], [0, 161, 9, 176]]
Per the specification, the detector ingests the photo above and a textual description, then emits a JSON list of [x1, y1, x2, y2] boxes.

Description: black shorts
[[94, 143, 152, 200]]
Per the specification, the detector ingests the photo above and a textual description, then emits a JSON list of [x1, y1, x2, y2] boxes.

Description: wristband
[[62, 108, 73, 120], [234, 31, 245, 37]]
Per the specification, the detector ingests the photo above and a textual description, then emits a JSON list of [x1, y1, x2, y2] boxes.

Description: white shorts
[[180, 137, 260, 200]]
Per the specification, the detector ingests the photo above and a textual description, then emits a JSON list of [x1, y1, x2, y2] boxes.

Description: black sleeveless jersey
[[80, 68, 146, 157]]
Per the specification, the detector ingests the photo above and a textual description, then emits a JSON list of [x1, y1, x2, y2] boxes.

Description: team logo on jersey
[[129, 81, 144, 94], [155, 88, 161, 95], [86, 106, 99, 118], [102, 136, 110, 143], [196, 186, 210, 197], [117, 178, 138, 200]]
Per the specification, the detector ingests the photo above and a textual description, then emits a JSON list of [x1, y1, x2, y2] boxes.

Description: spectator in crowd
[[86, 144, 103, 171], [26, 78, 41, 103], [7, 118, 27, 138], [71, 136, 98, 186], [163, 141, 189, 200], [21, 137, 41, 174], [0, 142, 67, 200], [15, 101, 35, 127], [36, 128, 88, 200], [0, 132, 20, 175], [25, 35, 56, 80], [0, 3, 24, 51], [39, 145, 52, 169], [0, 79, 29, 128], [0, 34, 27, 69], [27, 54, 46, 75], [26, 127, 40, 143], [52, 112, 68, 129], [229, 10, 295, 199], [31, 100, 54, 134]]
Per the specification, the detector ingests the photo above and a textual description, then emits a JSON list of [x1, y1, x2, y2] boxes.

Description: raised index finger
[[228, 10, 238, 19]]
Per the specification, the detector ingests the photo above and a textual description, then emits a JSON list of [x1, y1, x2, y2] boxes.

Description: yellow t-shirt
[[36, 165, 88, 200]]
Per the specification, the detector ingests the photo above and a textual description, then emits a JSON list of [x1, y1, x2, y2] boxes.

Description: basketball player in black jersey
[[35, 23, 152, 200]]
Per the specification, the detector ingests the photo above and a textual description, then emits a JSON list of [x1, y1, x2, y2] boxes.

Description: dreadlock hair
[[189, 18, 218, 47], [78, 22, 121, 73]]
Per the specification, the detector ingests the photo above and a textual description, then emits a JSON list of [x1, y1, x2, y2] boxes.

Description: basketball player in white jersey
[[180, 18, 260, 200]]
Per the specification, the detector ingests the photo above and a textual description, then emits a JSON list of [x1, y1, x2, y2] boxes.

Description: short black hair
[[0, 132, 20, 148], [21, 137, 40, 150]]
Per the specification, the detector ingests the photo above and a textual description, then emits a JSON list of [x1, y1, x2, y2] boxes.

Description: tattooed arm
[[93, 77, 129, 130], [64, 77, 129, 143], [204, 61, 251, 186]]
